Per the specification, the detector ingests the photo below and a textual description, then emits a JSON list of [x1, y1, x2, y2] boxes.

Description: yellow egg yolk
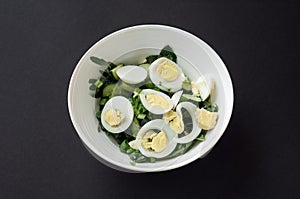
[[141, 130, 168, 152], [156, 61, 179, 81], [104, 109, 124, 127], [164, 110, 183, 133], [197, 108, 218, 130], [146, 94, 169, 109]]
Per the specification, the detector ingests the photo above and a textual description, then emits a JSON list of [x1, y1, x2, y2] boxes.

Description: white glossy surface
[[68, 24, 234, 172], [116, 65, 147, 84]]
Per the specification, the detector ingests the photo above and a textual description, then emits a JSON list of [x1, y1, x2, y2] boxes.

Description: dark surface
[[1, 0, 299, 198]]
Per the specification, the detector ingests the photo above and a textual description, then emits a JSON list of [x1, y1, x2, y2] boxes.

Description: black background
[[1, 0, 299, 198]]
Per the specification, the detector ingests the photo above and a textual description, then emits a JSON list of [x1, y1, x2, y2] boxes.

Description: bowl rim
[[68, 24, 234, 172]]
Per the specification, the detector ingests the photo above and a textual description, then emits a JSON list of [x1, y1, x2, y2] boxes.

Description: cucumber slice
[[137, 113, 146, 120], [139, 63, 150, 71], [182, 94, 202, 102], [111, 64, 124, 80], [182, 81, 192, 91], [120, 82, 135, 92], [102, 83, 117, 97], [112, 86, 132, 98]]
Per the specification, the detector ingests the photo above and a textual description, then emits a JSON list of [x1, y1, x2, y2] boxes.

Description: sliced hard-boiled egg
[[163, 110, 184, 134], [139, 89, 173, 114], [171, 90, 183, 108], [174, 102, 202, 143], [116, 65, 147, 84], [196, 108, 218, 130], [191, 76, 214, 101], [149, 57, 185, 92], [135, 119, 177, 158], [101, 96, 134, 133]]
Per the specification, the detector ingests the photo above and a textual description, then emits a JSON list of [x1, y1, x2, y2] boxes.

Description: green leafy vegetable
[[119, 140, 139, 154], [182, 78, 192, 91], [88, 79, 97, 84], [90, 56, 110, 66], [94, 80, 103, 88], [160, 45, 177, 63], [137, 113, 146, 120], [89, 45, 218, 165], [99, 98, 108, 106], [144, 45, 177, 64], [96, 110, 101, 120], [129, 96, 148, 117], [196, 134, 206, 141], [203, 101, 218, 112], [102, 83, 117, 97], [146, 55, 160, 64], [182, 94, 202, 102]]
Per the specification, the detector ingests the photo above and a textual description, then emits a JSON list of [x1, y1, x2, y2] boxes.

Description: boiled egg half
[[101, 96, 134, 133], [149, 57, 185, 92]]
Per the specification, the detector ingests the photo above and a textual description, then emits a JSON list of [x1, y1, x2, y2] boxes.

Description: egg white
[[149, 57, 185, 92], [135, 119, 178, 158], [139, 89, 173, 115], [100, 96, 134, 133]]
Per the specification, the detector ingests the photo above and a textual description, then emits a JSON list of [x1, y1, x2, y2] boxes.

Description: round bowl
[[68, 24, 234, 172]]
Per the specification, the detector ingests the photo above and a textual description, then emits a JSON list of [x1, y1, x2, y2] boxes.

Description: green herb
[[144, 45, 177, 64], [95, 87, 102, 98], [94, 80, 103, 88], [90, 56, 110, 66], [130, 161, 136, 166], [146, 55, 160, 64], [160, 45, 177, 63], [182, 79, 192, 91], [120, 140, 132, 153], [129, 96, 148, 117], [182, 94, 202, 102], [129, 151, 150, 163], [203, 101, 218, 112], [137, 113, 146, 120], [161, 142, 194, 160], [196, 134, 206, 141], [88, 79, 97, 84], [98, 124, 103, 132], [89, 45, 218, 164], [153, 87, 161, 91], [96, 110, 101, 120]]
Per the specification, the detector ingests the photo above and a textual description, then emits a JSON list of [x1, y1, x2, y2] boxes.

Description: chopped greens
[[159, 45, 177, 63], [145, 45, 177, 64], [88, 45, 218, 165], [90, 56, 110, 67]]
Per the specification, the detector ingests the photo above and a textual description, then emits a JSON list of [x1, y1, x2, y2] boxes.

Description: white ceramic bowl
[[68, 25, 234, 172]]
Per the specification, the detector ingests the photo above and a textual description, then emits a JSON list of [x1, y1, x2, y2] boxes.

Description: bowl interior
[[68, 25, 234, 172]]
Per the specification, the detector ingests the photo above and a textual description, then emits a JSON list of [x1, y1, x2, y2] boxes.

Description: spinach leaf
[[144, 45, 177, 64], [160, 45, 177, 63], [145, 55, 161, 64]]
